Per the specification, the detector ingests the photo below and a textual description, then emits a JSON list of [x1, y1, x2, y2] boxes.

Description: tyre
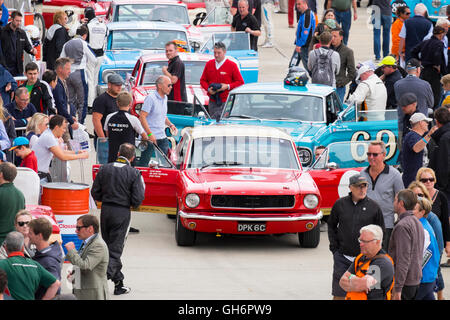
[[175, 210, 196, 246], [298, 222, 320, 248], [34, 13, 46, 42], [167, 214, 176, 220]]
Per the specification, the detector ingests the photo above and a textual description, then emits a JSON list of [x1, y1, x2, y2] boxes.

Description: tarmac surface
[[58, 0, 450, 300]]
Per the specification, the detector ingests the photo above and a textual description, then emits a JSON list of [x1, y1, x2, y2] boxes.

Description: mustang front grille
[[211, 195, 295, 209]]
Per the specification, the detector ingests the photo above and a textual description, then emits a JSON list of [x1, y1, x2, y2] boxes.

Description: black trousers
[[100, 203, 131, 283], [421, 66, 442, 110]]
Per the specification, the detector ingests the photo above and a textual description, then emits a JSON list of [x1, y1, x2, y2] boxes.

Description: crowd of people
[[0, 0, 449, 301]]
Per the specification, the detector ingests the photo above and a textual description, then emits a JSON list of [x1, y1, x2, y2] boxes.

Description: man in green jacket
[[0, 162, 25, 244]]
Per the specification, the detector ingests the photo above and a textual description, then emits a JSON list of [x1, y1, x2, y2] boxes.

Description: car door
[[307, 142, 365, 215], [92, 139, 179, 215], [319, 103, 399, 163]]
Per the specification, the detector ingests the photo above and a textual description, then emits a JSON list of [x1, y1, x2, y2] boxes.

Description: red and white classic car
[[93, 124, 323, 248], [128, 52, 212, 115]]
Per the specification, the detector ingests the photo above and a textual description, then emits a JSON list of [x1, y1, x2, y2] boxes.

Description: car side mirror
[[326, 162, 338, 170]]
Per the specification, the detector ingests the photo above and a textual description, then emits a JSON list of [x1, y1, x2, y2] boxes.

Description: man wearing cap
[[9, 137, 37, 172], [398, 92, 420, 139], [347, 64, 387, 121], [394, 58, 433, 130], [411, 26, 447, 110], [360, 141, 404, 250], [401, 113, 436, 187], [92, 73, 123, 150], [328, 173, 385, 300], [378, 56, 403, 110]]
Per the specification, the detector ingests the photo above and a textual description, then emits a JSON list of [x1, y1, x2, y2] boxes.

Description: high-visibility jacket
[[345, 253, 394, 300]]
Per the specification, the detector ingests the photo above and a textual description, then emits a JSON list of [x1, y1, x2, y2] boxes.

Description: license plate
[[237, 222, 266, 232]]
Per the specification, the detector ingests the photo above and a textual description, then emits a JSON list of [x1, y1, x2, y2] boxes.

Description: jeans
[[289, 47, 309, 71], [372, 14, 392, 60], [336, 86, 346, 103], [156, 137, 170, 156], [334, 9, 352, 45]]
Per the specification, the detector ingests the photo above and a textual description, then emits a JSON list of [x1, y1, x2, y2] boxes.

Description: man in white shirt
[[347, 65, 387, 121], [60, 25, 96, 125], [32, 115, 89, 182]]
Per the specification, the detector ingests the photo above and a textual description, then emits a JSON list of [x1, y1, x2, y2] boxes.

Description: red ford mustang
[[93, 124, 323, 247]]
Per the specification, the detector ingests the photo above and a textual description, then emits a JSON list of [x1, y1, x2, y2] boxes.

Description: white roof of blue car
[[230, 82, 335, 96], [106, 21, 187, 32]]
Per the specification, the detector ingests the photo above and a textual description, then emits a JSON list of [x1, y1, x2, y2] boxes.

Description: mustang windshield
[[115, 4, 190, 24], [188, 136, 299, 169], [109, 29, 188, 50], [223, 93, 325, 122], [140, 61, 207, 85]]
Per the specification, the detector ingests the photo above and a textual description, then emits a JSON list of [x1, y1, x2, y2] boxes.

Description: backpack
[[310, 49, 334, 86]]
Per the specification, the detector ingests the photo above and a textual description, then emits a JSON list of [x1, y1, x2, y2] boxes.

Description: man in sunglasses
[[328, 173, 385, 300], [140, 75, 177, 156], [360, 141, 404, 251]]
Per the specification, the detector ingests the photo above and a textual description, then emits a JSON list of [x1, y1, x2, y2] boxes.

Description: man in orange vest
[[339, 224, 394, 300]]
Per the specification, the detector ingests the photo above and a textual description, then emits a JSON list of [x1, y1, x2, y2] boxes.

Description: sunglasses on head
[[17, 221, 30, 227]]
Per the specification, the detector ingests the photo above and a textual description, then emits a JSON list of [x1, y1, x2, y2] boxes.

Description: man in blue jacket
[[4, 87, 37, 129], [53, 57, 79, 139], [289, 0, 315, 69]]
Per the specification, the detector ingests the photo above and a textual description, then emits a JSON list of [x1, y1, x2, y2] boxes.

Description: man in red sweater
[[10, 136, 38, 172], [200, 42, 244, 120]]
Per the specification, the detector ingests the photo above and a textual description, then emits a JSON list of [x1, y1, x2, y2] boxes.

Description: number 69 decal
[[350, 130, 397, 162]]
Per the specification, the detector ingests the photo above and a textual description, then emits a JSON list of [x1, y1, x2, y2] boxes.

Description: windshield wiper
[[200, 161, 243, 170], [270, 117, 303, 122], [227, 114, 260, 120]]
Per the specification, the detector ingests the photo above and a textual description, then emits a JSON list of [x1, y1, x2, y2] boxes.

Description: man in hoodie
[[28, 217, 64, 300], [60, 25, 96, 125]]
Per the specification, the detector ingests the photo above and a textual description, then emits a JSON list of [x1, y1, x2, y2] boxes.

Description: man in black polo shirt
[[162, 41, 187, 102], [231, 0, 261, 51]]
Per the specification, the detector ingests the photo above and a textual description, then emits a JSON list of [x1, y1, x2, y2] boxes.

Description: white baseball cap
[[356, 65, 374, 80], [410, 113, 432, 124]]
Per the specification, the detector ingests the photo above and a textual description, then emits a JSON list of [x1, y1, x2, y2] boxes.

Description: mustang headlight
[[432, 0, 441, 8], [185, 193, 200, 208], [303, 194, 319, 209], [297, 147, 313, 167]]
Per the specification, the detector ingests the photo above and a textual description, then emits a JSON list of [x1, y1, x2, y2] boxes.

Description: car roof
[[189, 124, 294, 140], [140, 52, 213, 62], [106, 21, 187, 32], [230, 82, 335, 96]]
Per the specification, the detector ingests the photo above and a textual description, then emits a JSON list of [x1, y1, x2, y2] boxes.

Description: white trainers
[[261, 42, 274, 48]]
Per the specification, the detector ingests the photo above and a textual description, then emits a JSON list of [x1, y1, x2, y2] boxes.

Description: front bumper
[[179, 210, 323, 234]]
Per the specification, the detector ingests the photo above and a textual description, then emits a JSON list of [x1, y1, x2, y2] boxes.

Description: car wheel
[[298, 222, 320, 248], [175, 210, 196, 246], [167, 214, 176, 220]]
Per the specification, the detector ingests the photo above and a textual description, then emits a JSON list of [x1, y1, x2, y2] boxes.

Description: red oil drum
[[41, 183, 90, 253]]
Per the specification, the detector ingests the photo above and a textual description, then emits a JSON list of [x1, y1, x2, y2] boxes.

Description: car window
[[115, 4, 190, 24], [223, 93, 325, 122], [134, 140, 173, 168], [176, 135, 189, 168], [132, 59, 141, 78], [188, 136, 299, 169], [212, 32, 250, 51], [331, 91, 342, 112], [109, 29, 188, 50], [202, 6, 233, 25], [140, 60, 207, 85]]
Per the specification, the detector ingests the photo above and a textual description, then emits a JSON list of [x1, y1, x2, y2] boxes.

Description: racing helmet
[[284, 66, 308, 86]]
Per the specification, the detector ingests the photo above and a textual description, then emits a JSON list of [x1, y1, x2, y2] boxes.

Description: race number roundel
[[338, 170, 361, 198]]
